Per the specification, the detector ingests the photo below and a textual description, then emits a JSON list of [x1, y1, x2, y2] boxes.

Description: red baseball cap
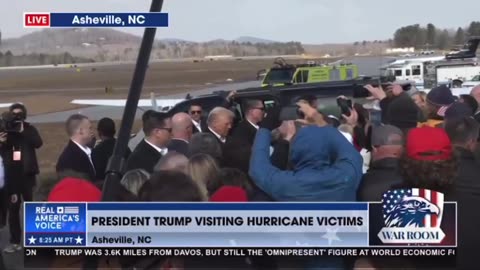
[[406, 127, 452, 161], [209, 186, 248, 202], [48, 177, 102, 202]]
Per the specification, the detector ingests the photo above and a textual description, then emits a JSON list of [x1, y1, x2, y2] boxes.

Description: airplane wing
[[0, 103, 13, 108], [70, 98, 185, 111]]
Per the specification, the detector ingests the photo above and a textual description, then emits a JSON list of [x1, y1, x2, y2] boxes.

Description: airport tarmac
[[0, 57, 392, 123], [27, 80, 260, 123]]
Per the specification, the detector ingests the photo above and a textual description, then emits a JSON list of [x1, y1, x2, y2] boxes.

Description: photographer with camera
[[0, 103, 43, 253]]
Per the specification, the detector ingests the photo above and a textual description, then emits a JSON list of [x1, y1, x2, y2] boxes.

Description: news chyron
[[23, 190, 456, 268], [24, 12, 169, 28]]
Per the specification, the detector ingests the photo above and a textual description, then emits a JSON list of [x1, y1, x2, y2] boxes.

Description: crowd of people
[[1, 82, 480, 269]]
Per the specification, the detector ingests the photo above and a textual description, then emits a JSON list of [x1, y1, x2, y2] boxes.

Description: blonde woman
[[187, 153, 220, 196]]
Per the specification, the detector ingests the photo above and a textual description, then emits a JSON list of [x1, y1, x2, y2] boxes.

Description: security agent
[[0, 103, 43, 253]]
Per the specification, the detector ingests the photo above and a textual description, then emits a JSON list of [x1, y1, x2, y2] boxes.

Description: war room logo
[[378, 188, 445, 244]]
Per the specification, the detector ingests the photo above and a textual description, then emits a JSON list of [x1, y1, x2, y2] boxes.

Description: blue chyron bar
[[49, 13, 168, 27], [22, 202, 457, 269]]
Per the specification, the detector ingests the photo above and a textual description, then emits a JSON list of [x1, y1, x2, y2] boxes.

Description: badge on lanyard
[[13, 147, 21, 161]]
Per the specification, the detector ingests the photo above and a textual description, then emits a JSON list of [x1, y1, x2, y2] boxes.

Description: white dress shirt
[[72, 140, 95, 172], [144, 139, 168, 155], [208, 127, 226, 143], [192, 119, 202, 132], [247, 119, 259, 130]]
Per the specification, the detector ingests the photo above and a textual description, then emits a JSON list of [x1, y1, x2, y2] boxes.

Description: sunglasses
[[190, 110, 202, 114]]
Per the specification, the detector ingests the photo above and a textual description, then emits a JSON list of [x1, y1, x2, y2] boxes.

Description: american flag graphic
[[64, 206, 79, 214], [382, 188, 444, 228]]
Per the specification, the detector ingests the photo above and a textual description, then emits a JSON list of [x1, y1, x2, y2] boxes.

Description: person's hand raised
[[295, 100, 328, 127], [364, 84, 387, 101], [342, 108, 359, 127]]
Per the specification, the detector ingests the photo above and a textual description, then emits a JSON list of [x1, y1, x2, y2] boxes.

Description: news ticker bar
[[24, 247, 457, 268], [24, 12, 169, 28], [24, 247, 457, 258]]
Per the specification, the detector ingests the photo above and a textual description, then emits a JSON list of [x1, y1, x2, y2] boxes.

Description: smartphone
[[337, 98, 352, 116], [279, 105, 303, 121]]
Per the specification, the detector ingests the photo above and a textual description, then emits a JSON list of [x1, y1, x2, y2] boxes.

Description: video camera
[[0, 111, 23, 133]]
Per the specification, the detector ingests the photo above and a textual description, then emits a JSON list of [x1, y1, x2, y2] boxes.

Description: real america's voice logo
[[378, 188, 445, 244]]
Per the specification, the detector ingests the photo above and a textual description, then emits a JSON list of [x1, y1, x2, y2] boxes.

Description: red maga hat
[[406, 127, 452, 161]]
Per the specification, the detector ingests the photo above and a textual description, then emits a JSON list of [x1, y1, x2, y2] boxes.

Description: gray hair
[[120, 169, 150, 196], [188, 133, 222, 160], [154, 151, 189, 173], [207, 107, 234, 126]]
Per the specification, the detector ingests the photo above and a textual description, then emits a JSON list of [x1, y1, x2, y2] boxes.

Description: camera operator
[[0, 103, 43, 253]]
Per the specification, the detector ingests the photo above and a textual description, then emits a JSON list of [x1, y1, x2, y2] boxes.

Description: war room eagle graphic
[[378, 189, 446, 244]]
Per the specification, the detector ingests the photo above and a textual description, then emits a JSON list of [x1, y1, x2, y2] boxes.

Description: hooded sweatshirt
[[249, 126, 363, 202]]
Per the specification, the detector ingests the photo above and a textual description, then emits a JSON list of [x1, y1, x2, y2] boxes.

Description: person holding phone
[[249, 103, 362, 269]]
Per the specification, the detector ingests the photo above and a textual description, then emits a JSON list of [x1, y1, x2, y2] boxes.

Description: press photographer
[[0, 103, 43, 253]]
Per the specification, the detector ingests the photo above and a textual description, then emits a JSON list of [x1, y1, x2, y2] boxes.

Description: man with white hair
[[154, 152, 189, 173], [167, 112, 193, 156], [206, 107, 234, 144]]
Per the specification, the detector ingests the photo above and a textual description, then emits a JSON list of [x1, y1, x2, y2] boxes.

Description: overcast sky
[[1, 0, 479, 44]]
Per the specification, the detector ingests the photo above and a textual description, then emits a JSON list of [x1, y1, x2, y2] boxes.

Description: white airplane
[[0, 103, 13, 108], [71, 92, 185, 112]]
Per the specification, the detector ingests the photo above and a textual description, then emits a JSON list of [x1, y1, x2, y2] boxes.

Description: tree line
[[112, 41, 305, 62], [392, 21, 480, 50]]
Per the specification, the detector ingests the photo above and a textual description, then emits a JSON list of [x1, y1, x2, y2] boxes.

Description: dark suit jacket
[[167, 139, 189, 157], [92, 138, 131, 180], [231, 120, 258, 146], [206, 128, 227, 145], [125, 140, 163, 174], [192, 119, 208, 134], [56, 140, 96, 181]]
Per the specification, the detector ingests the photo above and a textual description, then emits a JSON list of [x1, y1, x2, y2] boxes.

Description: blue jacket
[[249, 126, 363, 202]]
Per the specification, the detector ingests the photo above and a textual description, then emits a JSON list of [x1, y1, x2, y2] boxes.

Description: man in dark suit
[[56, 114, 96, 182], [167, 112, 192, 156], [92, 118, 131, 181], [189, 103, 207, 134], [126, 111, 172, 173], [231, 99, 265, 145]]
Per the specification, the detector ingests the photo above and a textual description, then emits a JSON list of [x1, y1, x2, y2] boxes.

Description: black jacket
[[167, 139, 189, 157], [91, 138, 131, 180], [125, 140, 163, 174], [192, 119, 208, 134], [1, 123, 42, 193], [357, 158, 403, 202], [231, 120, 258, 146], [452, 147, 480, 270], [56, 140, 96, 181], [1, 122, 42, 176], [205, 128, 225, 145]]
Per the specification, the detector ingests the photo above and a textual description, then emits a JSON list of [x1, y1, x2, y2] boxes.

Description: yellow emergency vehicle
[[260, 58, 359, 87]]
